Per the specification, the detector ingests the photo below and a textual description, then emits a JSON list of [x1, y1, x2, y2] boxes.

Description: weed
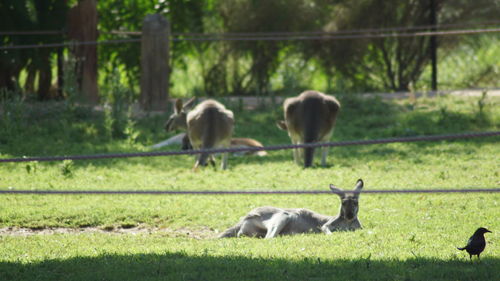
[[60, 160, 74, 177], [62, 55, 80, 107], [25, 161, 38, 174], [102, 68, 136, 139]]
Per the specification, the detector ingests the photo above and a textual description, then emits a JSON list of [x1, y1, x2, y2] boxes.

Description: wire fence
[[0, 130, 499, 195], [3, 20, 500, 36], [1, 26, 500, 50], [1, 188, 499, 195], [1, 131, 498, 163]]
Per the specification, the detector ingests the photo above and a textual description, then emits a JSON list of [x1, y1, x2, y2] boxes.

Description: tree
[[216, 0, 337, 95], [0, 0, 67, 99], [97, 0, 209, 93], [308, 0, 500, 92]]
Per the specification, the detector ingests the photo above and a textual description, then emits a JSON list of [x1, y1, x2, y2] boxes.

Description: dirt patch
[[0, 225, 217, 239]]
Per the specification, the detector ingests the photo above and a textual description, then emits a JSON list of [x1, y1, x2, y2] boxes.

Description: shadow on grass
[[1, 252, 498, 281]]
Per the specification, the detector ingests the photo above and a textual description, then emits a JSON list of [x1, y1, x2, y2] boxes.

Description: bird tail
[[457, 247, 466, 251]]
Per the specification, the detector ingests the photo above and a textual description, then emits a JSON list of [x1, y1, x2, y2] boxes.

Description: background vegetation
[[1, 0, 499, 101]]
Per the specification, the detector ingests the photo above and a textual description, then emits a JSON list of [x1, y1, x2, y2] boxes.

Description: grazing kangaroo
[[218, 179, 364, 238], [277, 90, 340, 167], [164, 98, 234, 170]]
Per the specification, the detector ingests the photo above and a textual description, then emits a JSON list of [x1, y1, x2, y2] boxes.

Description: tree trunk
[[67, 0, 99, 104], [37, 53, 53, 100], [140, 14, 170, 111]]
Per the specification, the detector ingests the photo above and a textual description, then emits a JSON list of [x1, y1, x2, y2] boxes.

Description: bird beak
[[486, 230, 492, 233]]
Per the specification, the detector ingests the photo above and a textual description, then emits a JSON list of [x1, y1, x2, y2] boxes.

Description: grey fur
[[219, 179, 364, 238]]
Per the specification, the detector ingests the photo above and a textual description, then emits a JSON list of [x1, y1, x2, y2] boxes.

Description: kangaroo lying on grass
[[164, 98, 234, 170], [277, 90, 340, 168], [180, 133, 267, 157], [219, 179, 364, 238]]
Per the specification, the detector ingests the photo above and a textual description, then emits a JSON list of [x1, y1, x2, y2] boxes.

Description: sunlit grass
[[0, 95, 499, 280]]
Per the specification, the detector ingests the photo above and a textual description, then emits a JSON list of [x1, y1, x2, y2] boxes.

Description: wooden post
[[140, 14, 170, 111], [429, 0, 438, 91], [68, 0, 99, 104]]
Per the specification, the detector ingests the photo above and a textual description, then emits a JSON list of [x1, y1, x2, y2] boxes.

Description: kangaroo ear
[[174, 99, 183, 113], [353, 179, 364, 196], [183, 97, 196, 109], [276, 120, 287, 131], [329, 184, 345, 198]]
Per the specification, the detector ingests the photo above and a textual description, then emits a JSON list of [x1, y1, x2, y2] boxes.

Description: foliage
[[102, 68, 136, 139], [305, 0, 500, 92], [0, 1, 499, 100], [216, 0, 332, 95], [97, 0, 212, 91], [0, 0, 67, 97], [418, 35, 500, 91]]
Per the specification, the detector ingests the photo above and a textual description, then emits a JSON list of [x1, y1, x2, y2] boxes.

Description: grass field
[[0, 94, 499, 280]]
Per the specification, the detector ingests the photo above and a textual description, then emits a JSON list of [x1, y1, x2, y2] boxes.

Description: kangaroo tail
[[197, 118, 217, 167], [218, 223, 241, 238], [303, 102, 320, 168], [304, 143, 315, 168], [230, 138, 267, 156]]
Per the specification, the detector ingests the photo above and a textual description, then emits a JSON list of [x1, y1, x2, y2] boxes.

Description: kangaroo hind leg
[[264, 212, 291, 238], [321, 146, 328, 167], [238, 219, 264, 238]]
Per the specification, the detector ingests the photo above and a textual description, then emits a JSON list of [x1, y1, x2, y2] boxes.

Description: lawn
[[0, 94, 499, 280]]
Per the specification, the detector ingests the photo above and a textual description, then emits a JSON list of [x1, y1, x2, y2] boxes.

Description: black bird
[[457, 227, 492, 260]]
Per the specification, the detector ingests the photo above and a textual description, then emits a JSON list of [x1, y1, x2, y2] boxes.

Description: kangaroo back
[[187, 100, 234, 169], [282, 91, 340, 167]]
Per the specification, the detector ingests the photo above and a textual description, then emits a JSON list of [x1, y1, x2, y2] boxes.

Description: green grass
[[0, 94, 499, 280]]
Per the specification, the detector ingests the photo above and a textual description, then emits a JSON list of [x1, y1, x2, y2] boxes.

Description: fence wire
[[1, 131, 498, 163], [1, 131, 498, 195], [1, 27, 499, 50], [4, 20, 500, 36], [1, 188, 499, 195], [174, 28, 500, 42]]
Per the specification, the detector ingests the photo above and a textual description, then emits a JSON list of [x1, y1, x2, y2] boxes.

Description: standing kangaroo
[[277, 90, 340, 167], [218, 179, 364, 238], [164, 98, 234, 170]]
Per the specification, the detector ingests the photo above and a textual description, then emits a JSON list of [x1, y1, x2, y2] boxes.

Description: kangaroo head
[[164, 98, 195, 132], [330, 179, 363, 221]]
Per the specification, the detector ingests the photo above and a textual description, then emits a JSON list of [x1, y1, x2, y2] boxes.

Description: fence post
[[140, 14, 170, 111], [67, 0, 99, 104], [429, 0, 438, 91]]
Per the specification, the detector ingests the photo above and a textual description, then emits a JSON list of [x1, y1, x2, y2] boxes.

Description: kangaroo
[[164, 98, 234, 170], [218, 179, 363, 238], [277, 90, 340, 167], [181, 134, 267, 157]]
